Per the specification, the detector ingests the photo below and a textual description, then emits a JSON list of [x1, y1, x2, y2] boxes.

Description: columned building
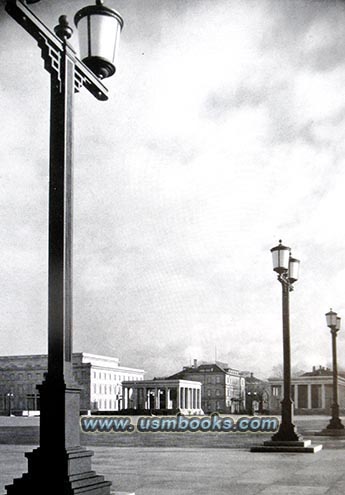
[[122, 378, 203, 415], [0, 353, 144, 414], [268, 366, 345, 414]]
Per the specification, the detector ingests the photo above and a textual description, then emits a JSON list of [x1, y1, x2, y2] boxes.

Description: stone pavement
[[1, 440, 345, 495], [1, 416, 345, 494]]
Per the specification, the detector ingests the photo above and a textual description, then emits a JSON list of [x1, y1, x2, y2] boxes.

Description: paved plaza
[[1, 416, 345, 494]]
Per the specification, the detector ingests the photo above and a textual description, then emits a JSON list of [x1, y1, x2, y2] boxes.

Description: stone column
[[166, 388, 170, 409], [307, 384, 312, 410], [321, 384, 326, 409]]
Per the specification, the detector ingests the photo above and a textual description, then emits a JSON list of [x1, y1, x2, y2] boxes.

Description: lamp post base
[[270, 421, 301, 442], [251, 439, 322, 453], [319, 417, 345, 436], [6, 447, 112, 495]]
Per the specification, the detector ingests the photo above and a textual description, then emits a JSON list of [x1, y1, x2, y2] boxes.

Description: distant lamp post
[[324, 309, 344, 432], [6, 392, 14, 417], [5, 0, 124, 493], [251, 241, 322, 452]]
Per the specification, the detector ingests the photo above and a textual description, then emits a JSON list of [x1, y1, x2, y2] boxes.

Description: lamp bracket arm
[[5, 0, 109, 101], [277, 273, 294, 291]]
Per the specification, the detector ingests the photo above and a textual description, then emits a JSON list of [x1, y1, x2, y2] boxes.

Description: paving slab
[[1, 416, 345, 494]]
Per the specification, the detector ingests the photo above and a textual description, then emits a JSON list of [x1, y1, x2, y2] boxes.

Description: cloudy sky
[[1, 0, 345, 379]]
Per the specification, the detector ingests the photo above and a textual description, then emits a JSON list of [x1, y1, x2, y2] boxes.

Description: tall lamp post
[[6, 392, 14, 417], [251, 241, 322, 452], [321, 309, 345, 434], [5, 1, 124, 493], [270, 240, 301, 442]]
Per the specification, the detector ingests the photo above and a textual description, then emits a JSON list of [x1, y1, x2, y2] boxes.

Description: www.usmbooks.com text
[[80, 414, 279, 433]]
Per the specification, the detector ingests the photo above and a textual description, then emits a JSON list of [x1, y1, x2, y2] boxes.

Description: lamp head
[[74, 0, 124, 79], [325, 309, 338, 329], [270, 240, 290, 274], [288, 254, 300, 284]]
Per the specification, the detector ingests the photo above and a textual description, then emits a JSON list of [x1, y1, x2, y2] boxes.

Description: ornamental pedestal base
[[6, 446, 112, 495], [251, 439, 323, 453]]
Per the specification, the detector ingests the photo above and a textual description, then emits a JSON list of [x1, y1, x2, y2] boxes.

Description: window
[[216, 390, 220, 396], [272, 386, 281, 397], [216, 376, 221, 384], [207, 389, 211, 397]]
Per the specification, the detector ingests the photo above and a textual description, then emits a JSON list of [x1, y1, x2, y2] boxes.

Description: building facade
[[122, 378, 203, 415], [268, 366, 345, 414], [242, 372, 270, 414], [0, 353, 144, 414], [168, 360, 246, 413]]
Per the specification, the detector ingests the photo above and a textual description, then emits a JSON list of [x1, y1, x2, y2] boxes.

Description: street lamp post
[[251, 241, 322, 453], [270, 240, 301, 442], [5, 1, 123, 493], [324, 310, 344, 431], [6, 392, 14, 417]]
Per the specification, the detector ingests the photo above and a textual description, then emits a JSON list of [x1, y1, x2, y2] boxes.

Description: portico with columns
[[269, 366, 345, 414], [122, 379, 203, 415]]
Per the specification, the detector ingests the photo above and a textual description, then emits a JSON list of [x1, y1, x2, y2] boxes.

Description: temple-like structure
[[122, 378, 203, 415]]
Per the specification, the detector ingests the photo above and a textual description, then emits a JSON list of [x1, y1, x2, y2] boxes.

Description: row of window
[[94, 399, 120, 410], [0, 372, 43, 381], [93, 384, 122, 395], [92, 371, 143, 382]]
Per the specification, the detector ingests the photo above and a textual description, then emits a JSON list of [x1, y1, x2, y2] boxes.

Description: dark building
[[241, 372, 269, 414]]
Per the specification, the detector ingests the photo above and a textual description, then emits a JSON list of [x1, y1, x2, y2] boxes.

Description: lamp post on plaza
[[269, 240, 301, 442], [5, 0, 123, 493], [251, 241, 322, 452], [6, 392, 14, 417], [322, 309, 345, 433]]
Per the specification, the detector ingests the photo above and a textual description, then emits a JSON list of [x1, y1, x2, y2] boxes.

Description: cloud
[[1, 0, 345, 379]]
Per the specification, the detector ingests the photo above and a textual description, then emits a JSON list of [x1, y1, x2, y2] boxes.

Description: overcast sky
[[1, 0, 345, 379]]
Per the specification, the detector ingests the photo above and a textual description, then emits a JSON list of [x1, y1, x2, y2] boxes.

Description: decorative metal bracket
[[5, 0, 109, 101], [277, 273, 294, 292]]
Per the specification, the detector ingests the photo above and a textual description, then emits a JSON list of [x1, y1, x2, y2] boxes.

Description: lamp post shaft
[[327, 329, 344, 429], [281, 282, 293, 426], [332, 330, 338, 407], [272, 278, 300, 442], [48, 44, 74, 384], [38, 43, 83, 455]]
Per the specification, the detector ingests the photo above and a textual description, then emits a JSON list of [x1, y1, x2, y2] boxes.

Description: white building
[[87, 353, 145, 411], [122, 378, 203, 415], [0, 353, 145, 414]]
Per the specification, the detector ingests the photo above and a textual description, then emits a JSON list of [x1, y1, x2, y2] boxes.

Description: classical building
[[268, 366, 345, 414], [0, 353, 144, 414], [167, 360, 246, 413], [122, 378, 203, 415]]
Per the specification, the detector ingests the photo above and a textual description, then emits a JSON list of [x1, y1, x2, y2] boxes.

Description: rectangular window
[[272, 386, 281, 397]]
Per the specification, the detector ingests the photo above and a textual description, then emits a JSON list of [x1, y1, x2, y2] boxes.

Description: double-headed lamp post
[[270, 240, 301, 442], [325, 309, 344, 431], [5, 1, 123, 494]]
